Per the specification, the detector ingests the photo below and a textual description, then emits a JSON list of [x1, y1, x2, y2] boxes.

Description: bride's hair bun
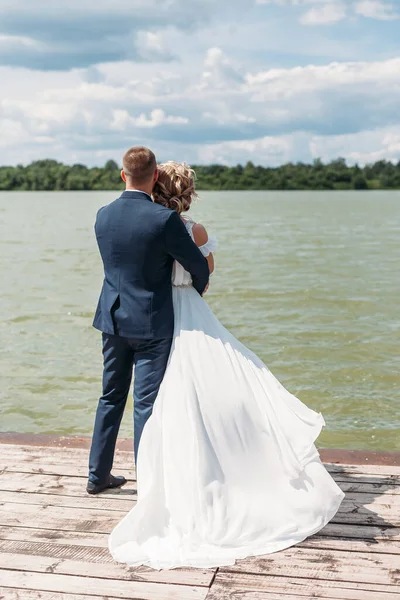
[[153, 161, 198, 214]]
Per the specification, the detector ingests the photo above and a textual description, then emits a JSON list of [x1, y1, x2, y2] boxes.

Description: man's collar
[[121, 189, 152, 201]]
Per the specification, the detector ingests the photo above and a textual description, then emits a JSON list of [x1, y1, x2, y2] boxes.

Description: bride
[[109, 161, 345, 570]]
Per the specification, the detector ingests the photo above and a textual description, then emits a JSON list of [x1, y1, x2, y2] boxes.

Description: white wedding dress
[[109, 220, 345, 570]]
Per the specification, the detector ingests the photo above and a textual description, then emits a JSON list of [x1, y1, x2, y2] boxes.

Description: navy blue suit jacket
[[93, 190, 209, 339]]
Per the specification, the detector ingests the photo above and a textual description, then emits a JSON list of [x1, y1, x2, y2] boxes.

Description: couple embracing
[[87, 146, 344, 570]]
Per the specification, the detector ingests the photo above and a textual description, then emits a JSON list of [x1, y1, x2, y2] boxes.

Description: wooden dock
[[0, 434, 399, 599]]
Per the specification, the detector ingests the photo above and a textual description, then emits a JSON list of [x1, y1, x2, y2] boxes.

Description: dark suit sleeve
[[165, 212, 209, 295]]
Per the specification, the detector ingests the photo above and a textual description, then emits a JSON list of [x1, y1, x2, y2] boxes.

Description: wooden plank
[[0, 490, 397, 530], [0, 473, 137, 499], [0, 445, 133, 469], [2, 489, 399, 525], [0, 503, 120, 534], [0, 590, 127, 600], [0, 462, 133, 479], [2, 475, 400, 523], [2, 526, 399, 557], [333, 476, 400, 487], [1, 464, 399, 492], [0, 444, 94, 459], [0, 540, 112, 562], [2, 473, 400, 519], [337, 500, 400, 524], [0, 502, 125, 529], [1, 455, 400, 495], [338, 481, 400, 495], [0, 446, 134, 479], [340, 498, 400, 516], [4, 435, 399, 466], [1, 484, 399, 532], [299, 535, 400, 555], [206, 571, 400, 600], [0, 570, 208, 600], [0, 447, 130, 465], [0, 502, 126, 520], [325, 463, 400, 477], [220, 547, 400, 586], [0, 548, 215, 587], [3, 471, 399, 504], [1, 522, 399, 555], [343, 491, 400, 506], [2, 444, 400, 479], [1, 475, 400, 513], [0, 526, 108, 548], [2, 492, 399, 533], [319, 522, 400, 541], [0, 490, 135, 512]]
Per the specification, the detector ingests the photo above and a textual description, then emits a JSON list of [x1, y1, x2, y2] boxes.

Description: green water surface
[[1, 191, 399, 451]]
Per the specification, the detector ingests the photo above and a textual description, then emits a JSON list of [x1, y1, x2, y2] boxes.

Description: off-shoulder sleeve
[[198, 236, 218, 257]]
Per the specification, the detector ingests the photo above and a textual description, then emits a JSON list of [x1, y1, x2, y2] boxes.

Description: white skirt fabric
[[109, 286, 345, 569]]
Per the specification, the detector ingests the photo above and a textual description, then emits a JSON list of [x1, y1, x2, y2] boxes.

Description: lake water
[[0, 191, 399, 451]]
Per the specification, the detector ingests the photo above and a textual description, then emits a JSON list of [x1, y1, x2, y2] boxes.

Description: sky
[[0, 0, 399, 167]]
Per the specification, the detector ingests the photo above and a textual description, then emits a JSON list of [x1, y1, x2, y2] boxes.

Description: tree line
[[1, 158, 400, 191]]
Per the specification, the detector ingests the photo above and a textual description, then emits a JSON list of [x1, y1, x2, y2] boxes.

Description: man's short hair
[[122, 146, 157, 185]]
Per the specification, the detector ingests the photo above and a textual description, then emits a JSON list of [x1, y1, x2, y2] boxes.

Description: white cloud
[[256, 1, 333, 5], [136, 30, 174, 61], [300, 2, 347, 24], [257, 0, 400, 23], [0, 118, 26, 149], [0, 0, 216, 70], [0, 1, 399, 167], [1, 52, 399, 166], [246, 57, 400, 93], [111, 108, 189, 130], [203, 112, 257, 125], [197, 134, 295, 165], [139, 31, 165, 54], [310, 125, 400, 163], [354, 0, 400, 20], [0, 34, 42, 49], [201, 47, 244, 89], [197, 125, 400, 166]]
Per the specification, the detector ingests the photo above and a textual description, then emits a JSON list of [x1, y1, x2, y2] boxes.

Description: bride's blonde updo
[[153, 161, 198, 214]]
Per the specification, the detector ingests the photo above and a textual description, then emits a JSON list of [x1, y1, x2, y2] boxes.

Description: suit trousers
[[88, 333, 172, 484]]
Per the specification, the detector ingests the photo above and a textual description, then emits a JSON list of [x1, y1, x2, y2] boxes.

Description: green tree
[[1, 157, 400, 191]]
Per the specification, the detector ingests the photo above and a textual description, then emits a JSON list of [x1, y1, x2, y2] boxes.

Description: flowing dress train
[[109, 220, 345, 569]]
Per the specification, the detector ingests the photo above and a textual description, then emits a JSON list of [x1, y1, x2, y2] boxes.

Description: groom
[[87, 146, 209, 494]]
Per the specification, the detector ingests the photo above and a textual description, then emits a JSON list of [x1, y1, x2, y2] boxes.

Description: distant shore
[[1, 157, 400, 191]]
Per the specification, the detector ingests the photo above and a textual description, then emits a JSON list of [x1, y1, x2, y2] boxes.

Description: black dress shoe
[[86, 474, 127, 495]]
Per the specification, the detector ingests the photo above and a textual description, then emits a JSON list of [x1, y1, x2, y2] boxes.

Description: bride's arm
[[192, 223, 215, 274]]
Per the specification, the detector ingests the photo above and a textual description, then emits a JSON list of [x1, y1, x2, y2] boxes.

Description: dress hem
[[109, 486, 345, 570]]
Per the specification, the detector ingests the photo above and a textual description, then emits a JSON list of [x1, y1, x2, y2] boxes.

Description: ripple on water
[[8, 315, 37, 323]]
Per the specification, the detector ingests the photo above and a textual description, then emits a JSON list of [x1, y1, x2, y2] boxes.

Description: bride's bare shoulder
[[192, 223, 209, 246], [180, 217, 209, 246]]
